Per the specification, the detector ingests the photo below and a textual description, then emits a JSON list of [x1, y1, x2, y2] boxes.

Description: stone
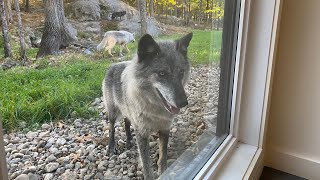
[[49, 147, 59, 154], [41, 123, 51, 130], [15, 174, 29, 180], [13, 153, 24, 158], [45, 162, 59, 172], [119, 152, 127, 159], [74, 119, 82, 128], [17, 143, 29, 150], [84, 174, 93, 180], [65, 0, 101, 21], [97, 160, 108, 171], [56, 167, 65, 174], [56, 138, 66, 146], [189, 106, 201, 113], [43, 173, 54, 180], [171, 127, 178, 133], [46, 154, 57, 162], [26, 132, 38, 139], [28, 173, 40, 180], [128, 172, 135, 178], [65, 163, 74, 169], [3, 139, 8, 146], [28, 166, 37, 173], [61, 170, 77, 180], [75, 162, 81, 170], [94, 172, 104, 179], [87, 153, 96, 162], [84, 49, 93, 55], [136, 171, 144, 177]]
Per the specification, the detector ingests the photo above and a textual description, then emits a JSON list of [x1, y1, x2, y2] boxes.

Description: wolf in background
[[102, 32, 193, 179], [111, 10, 126, 20], [96, 31, 135, 57]]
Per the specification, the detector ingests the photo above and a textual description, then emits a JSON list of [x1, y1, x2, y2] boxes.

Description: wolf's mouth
[[156, 89, 180, 114]]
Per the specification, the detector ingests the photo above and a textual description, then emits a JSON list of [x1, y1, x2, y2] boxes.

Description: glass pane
[[0, 0, 239, 179]]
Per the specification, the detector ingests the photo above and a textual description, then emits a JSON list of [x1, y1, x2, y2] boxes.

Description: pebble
[[28, 173, 40, 180], [3, 139, 8, 145], [13, 153, 24, 158], [65, 163, 74, 169], [41, 123, 51, 130], [97, 160, 108, 171], [74, 119, 82, 128], [43, 173, 54, 180], [61, 170, 76, 180], [56, 138, 66, 146], [15, 174, 29, 180], [45, 162, 59, 172], [45, 154, 57, 162]]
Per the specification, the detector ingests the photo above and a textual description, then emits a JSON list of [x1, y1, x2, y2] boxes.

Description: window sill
[[214, 142, 263, 179]]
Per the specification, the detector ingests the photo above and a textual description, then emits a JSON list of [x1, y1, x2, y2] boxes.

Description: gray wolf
[[96, 31, 135, 57], [112, 11, 126, 20], [102, 33, 193, 179]]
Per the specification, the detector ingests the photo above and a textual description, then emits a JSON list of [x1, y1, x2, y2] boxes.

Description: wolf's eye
[[179, 69, 185, 75], [158, 71, 166, 76]]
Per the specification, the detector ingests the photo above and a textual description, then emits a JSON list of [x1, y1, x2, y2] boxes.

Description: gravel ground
[[3, 64, 220, 180]]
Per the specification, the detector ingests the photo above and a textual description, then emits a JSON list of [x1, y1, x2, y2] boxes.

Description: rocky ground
[[3, 64, 220, 180]]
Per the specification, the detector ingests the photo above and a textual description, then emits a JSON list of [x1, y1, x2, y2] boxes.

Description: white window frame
[[195, 0, 283, 179], [0, 0, 283, 179]]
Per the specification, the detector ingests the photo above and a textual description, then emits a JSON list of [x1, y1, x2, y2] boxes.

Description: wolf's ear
[[175, 32, 193, 55], [138, 34, 161, 62]]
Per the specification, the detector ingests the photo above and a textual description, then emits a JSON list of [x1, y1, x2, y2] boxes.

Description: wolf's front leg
[[136, 134, 154, 180], [157, 130, 169, 175]]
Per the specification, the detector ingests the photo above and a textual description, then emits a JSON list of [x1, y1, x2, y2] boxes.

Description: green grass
[[0, 56, 111, 131], [0, 30, 222, 132], [157, 30, 222, 64]]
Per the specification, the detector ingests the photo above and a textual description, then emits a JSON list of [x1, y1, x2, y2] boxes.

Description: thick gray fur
[[102, 33, 193, 180]]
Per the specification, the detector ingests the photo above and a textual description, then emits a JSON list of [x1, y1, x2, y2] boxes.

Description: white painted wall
[[265, 0, 320, 179]]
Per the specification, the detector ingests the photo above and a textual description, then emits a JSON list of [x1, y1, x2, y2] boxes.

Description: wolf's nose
[[176, 99, 188, 108]]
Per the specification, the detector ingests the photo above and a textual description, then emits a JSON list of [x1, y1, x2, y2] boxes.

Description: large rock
[[103, 0, 164, 36], [118, 16, 164, 37], [66, 0, 101, 21]]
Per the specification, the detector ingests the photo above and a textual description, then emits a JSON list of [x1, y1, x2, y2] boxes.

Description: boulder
[[65, 0, 101, 21]]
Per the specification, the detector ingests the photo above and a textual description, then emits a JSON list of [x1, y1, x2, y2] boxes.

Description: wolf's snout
[[175, 98, 188, 108]]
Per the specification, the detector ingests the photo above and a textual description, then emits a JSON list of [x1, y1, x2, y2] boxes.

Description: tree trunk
[[0, 0, 12, 57], [4, 0, 12, 23], [165, 2, 168, 18], [25, 0, 30, 12], [14, 0, 26, 60], [37, 0, 77, 58], [57, 0, 77, 48], [199, 0, 203, 23], [149, 0, 153, 17], [138, 0, 147, 35], [174, 0, 177, 17]]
